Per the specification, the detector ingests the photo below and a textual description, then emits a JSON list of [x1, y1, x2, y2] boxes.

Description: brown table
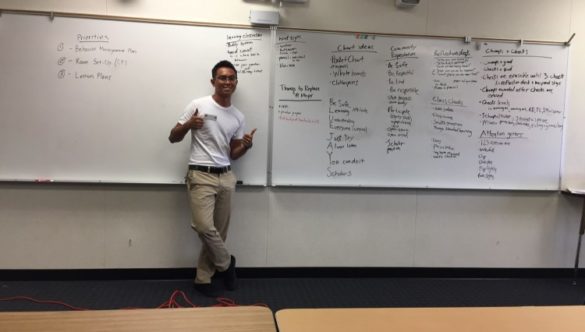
[[0, 306, 276, 332], [276, 306, 585, 332]]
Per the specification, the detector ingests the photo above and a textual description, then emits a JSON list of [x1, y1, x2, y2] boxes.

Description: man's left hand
[[242, 128, 257, 149]]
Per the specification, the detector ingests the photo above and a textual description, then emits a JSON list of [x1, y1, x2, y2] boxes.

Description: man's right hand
[[187, 109, 204, 129]]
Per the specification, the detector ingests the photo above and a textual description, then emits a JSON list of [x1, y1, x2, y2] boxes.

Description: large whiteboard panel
[[272, 30, 569, 189], [0, 13, 270, 185]]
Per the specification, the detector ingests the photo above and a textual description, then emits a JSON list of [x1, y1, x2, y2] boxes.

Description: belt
[[189, 164, 231, 174]]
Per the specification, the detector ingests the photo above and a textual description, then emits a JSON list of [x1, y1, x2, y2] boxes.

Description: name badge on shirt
[[204, 114, 217, 121]]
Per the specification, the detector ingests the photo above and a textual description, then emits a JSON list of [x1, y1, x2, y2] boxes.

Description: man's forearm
[[230, 142, 251, 160], [169, 123, 190, 143]]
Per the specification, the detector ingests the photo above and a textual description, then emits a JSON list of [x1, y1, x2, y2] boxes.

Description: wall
[[0, 0, 584, 269]]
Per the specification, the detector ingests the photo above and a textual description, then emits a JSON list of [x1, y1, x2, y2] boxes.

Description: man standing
[[169, 60, 255, 297]]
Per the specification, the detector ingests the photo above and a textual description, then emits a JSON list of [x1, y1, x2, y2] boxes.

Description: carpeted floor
[[1, 277, 584, 312]]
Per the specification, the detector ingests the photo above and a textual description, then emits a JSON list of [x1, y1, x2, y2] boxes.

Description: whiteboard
[[272, 30, 569, 189], [0, 13, 270, 185]]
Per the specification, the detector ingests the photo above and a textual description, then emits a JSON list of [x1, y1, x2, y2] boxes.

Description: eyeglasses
[[215, 75, 237, 83]]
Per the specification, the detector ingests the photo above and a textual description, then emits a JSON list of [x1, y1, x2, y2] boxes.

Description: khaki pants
[[186, 169, 236, 284]]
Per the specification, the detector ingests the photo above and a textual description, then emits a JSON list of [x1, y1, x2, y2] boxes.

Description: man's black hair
[[212, 60, 237, 79]]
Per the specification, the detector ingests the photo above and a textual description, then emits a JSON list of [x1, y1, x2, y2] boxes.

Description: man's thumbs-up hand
[[242, 128, 257, 149], [188, 109, 204, 130]]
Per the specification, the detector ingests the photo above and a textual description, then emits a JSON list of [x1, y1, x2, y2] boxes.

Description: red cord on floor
[[0, 296, 88, 311], [0, 291, 268, 311]]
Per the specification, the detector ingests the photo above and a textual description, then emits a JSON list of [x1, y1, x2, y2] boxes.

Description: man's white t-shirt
[[178, 96, 245, 167]]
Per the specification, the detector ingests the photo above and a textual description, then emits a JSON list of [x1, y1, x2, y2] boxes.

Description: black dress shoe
[[194, 282, 221, 297], [224, 255, 237, 291]]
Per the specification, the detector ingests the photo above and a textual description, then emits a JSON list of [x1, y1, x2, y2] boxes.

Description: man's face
[[211, 67, 238, 97]]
